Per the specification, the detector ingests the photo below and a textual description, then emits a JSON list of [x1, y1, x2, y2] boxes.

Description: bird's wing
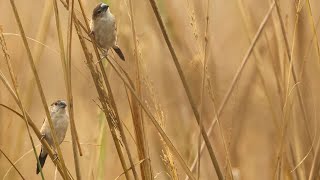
[[113, 17, 118, 37]]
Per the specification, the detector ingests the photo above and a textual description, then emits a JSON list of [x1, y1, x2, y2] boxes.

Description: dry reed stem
[[9, 0, 69, 178], [18, 2, 53, 157], [75, 1, 140, 179], [196, 0, 209, 178], [274, 1, 303, 177], [51, 0, 83, 179], [102, 73, 138, 180], [137, 48, 179, 179], [127, 0, 153, 179], [96, 51, 196, 180], [66, 0, 82, 179], [274, 83, 299, 179], [0, 74, 68, 178], [238, 1, 303, 178], [73, 16, 194, 177], [73, 18, 132, 180], [59, 0, 90, 35], [274, 0, 314, 157], [75, 1, 138, 178], [208, 83, 233, 180], [308, 129, 320, 180], [189, 1, 276, 176], [291, 134, 316, 173], [23, 0, 53, 109], [114, 159, 147, 180], [2, 143, 41, 179], [237, 0, 280, 130], [0, 28, 46, 179], [0, 148, 25, 180], [305, 0, 320, 63], [306, 1, 320, 178], [195, 0, 235, 179], [146, 0, 222, 179], [272, 2, 311, 178]]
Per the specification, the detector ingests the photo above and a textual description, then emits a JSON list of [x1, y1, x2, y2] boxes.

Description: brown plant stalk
[[189, 2, 276, 176], [73, 17, 132, 180], [146, 0, 223, 179], [0, 72, 69, 179], [9, 0, 69, 178], [128, 0, 153, 179]]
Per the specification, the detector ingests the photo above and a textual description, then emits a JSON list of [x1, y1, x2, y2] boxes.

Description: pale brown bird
[[90, 3, 125, 61], [36, 100, 69, 174]]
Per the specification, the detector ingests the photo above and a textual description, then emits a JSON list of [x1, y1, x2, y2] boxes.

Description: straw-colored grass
[[1, 0, 320, 180]]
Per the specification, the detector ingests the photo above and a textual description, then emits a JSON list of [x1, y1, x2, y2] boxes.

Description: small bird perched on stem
[[90, 3, 125, 61], [36, 100, 69, 174]]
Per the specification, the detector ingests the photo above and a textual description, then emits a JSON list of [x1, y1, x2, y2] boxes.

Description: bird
[[36, 100, 69, 174], [90, 3, 125, 61]]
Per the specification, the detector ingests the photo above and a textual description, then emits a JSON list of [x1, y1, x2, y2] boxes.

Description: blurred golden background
[[1, 0, 320, 179]]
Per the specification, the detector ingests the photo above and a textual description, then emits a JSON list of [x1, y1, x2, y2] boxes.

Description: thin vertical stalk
[[146, 0, 222, 178], [0, 28, 45, 180], [273, 0, 302, 178], [306, 1, 320, 179], [73, 18, 132, 180], [188, 1, 276, 175], [197, 0, 210, 179], [9, 0, 69, 179], [0, 72, 67, 178], [0, 148, 25, 180], [97, 51, 196, 180], [128, 0, 153, 179], [75, 1, 138, 179], [52, 0, 83, 157], [274, 0, 314, 156], [74, 1, 195, 179], [23, 0, 53, 107], [66, 0, 82, 179]]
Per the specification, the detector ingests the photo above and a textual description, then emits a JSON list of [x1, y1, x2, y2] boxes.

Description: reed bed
[[1, 0, 320, 180]]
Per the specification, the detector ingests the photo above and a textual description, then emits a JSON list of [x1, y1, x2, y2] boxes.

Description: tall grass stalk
[[197, 0, 211, 178], [305, 0, 320, 179], [146, 0, 222, 178], [188, 1, 276, 177], [273, 0, 303, 178], [66, 0, 82, 179], [275, 0, 314, 158], [0, 72, 67, 178], [9, 0, 69, 178], [75, 1, 139, 179], [127, 0, 153, 179], [0, 28, 46, 179], [0, 148, 25, 180], [91, 48, 196, 180], [51, 0, 83, 179], [73, 18, 132, 180], [74, 13, 195, 177]]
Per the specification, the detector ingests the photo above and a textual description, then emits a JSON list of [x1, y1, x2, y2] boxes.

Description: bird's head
[[92, 3, 110, 20], [50, 100, 67, 114]]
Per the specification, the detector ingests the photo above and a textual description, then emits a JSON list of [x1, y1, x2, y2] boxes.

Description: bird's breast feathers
[[40, 112, 69, 145], [91, 13, 117, 49]]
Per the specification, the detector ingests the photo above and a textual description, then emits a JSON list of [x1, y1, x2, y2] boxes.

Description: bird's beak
[[101, 4, 109, 11], [59, 101, 67, 109]]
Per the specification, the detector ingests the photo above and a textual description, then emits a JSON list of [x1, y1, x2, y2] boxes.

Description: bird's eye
[[54, 102, 58, 106]]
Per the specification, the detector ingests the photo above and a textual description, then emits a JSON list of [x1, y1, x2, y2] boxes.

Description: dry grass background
[[1, 0, 320, 179]]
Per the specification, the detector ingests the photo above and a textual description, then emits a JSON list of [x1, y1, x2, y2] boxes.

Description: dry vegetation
[[1, 0, 320, 179]]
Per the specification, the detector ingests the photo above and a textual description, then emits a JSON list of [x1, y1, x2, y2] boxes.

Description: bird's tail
[[113, 46, 125, 61], [36, 148, 48, 174]]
